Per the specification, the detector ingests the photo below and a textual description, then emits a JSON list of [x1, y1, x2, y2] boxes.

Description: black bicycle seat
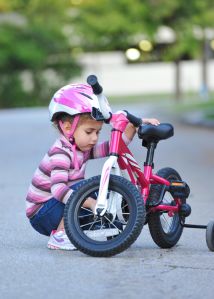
[[138, 123, 174, 144]]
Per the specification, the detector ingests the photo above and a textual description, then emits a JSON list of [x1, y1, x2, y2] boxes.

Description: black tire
[[64, 175, 145, 257], [206, 221, 214, 252], [148, 167, 185, 248]]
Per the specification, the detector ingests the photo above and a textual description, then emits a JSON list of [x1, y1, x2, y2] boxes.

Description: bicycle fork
[[95, 155, 120, 216]]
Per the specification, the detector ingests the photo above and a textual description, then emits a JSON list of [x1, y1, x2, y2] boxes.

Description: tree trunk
[[174, 59, 181, 101], [201, 36, 209, 100]]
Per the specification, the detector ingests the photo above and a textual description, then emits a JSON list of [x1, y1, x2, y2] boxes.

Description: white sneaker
[[83, 228, 119, 241], [47, 230, 77, 251]]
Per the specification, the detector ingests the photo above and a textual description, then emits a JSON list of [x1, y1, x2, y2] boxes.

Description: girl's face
[[64, 118, 103, 152]]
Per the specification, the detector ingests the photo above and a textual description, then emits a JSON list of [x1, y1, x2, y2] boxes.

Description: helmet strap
[[59, 115, 80, 170], [68, 115, 80, 141], [58, 115, 80, 142]]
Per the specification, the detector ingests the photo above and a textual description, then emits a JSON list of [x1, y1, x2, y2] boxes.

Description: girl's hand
[[142, 118, 160, 126], [124, 117, 160, 142]]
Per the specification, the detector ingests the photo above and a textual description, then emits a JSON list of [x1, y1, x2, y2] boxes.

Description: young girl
[[26, 83, 160, 250]]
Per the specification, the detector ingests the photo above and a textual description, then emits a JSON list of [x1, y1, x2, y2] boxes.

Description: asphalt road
[[0, 103, 214, 299]]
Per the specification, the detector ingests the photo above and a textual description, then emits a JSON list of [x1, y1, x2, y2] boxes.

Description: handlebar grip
[[87, 75, 103, 95], [123, 110, 142, 127]]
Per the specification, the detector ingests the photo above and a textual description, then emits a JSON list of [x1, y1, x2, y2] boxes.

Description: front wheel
[[64, 175, 145, 257], [148, 167, 185, 248]]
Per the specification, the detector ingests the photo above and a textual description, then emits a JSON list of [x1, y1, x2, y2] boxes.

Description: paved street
[[0, 103, 214, 299]]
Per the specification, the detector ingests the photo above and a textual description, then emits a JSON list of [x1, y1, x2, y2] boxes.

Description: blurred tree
[[69, 0, 214, 100], [69, 0, 154, 51], [0, 0, 81, 108], [0, 0, 11, 11], [159, 0, 214, 99], [191, 0, 214, 100]]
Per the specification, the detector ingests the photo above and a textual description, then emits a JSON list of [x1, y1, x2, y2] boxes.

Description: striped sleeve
[[90, 141, 109, 159], [90, 133, 132, 159], [122, 132, 132, 145], [49, 149, 73, 203]]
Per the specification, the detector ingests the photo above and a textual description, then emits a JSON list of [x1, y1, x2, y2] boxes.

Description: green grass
[[108, 93, 174, 104], [167, 92, 214, 121], [173, 94, 214, 114], [108, 90, 214, 105], [108, 91, 214, 121]]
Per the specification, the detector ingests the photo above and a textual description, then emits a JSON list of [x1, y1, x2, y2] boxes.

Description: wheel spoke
[[161, 214, 173, 232], [81, 207, 93, 213], [78, 213, 94, 218], [115, 208, 130, 216], [161, 214, 169, 230], [121, 203, 128, 209], [79, 218, 100, 229], [103, 215, 123, 233]]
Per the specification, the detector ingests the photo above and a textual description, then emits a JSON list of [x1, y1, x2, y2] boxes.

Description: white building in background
[[73, 26, 214, 97], [73, 51, 214, 96], [1, 13, 213, 97]]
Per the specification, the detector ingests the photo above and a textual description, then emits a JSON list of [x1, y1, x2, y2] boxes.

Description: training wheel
[[206, 221, 214, 251]]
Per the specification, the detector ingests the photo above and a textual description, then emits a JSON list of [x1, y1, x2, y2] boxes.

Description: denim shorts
[[30, 181, 85, 236]]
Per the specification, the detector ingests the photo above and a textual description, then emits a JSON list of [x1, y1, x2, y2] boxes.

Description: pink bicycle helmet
[[49, 83, 102, 170], [49, 83, 100, 121]]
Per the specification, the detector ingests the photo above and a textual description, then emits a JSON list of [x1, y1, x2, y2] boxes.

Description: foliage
[[69, 0, 152, 51], [1, 0, 214, 107], [69, 0, 214, 59], [0, 0, 81, 108], [68, 0, 214, 101]]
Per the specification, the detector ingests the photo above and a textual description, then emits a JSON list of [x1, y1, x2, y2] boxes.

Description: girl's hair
[[54, 112, 74, 125], [53, 112, 94, 133]]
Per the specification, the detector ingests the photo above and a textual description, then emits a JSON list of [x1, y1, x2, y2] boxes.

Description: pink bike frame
[[109, 116, 181, 214]]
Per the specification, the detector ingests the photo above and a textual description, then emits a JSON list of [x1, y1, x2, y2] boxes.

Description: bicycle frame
[[95, 113, 181, 216]]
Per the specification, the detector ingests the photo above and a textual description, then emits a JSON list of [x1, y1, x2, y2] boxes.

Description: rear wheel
[[64, 175, 145, 257], [206, 221, 214, 251], [148, 167, 185, 248]]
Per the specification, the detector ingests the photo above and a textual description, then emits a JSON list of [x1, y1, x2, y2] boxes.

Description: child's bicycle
[[64, 75, 214, 257]]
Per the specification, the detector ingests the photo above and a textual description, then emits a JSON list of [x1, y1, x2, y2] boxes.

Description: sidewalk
[[0, 105, 214, 299]]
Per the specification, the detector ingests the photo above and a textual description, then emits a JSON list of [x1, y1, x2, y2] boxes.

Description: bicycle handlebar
[[123, 110, 142, 127], [87, 75, 112, 120], [87, 75, 142, 127], [87, 75, 103, 95]]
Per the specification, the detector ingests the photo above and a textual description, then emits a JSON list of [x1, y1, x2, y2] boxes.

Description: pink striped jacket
[[26, 134, 130, 218]]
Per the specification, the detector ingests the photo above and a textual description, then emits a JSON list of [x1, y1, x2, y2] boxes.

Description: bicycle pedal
[[169, 181, 190, 199]]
